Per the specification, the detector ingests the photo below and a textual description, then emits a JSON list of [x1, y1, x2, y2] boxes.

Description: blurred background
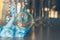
[[0, 0, 60, 40]]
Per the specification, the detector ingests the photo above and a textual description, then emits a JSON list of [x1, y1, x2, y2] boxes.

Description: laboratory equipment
[[0, 0, 33, 37]]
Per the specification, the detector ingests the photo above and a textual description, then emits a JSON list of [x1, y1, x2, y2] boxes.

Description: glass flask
[[14, 0, 33, 37], [0, 0, 33, 37], [14, 0, 33, 29]]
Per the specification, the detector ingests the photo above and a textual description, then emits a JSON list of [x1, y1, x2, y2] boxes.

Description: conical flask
[[15, 1, 33, 28]]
